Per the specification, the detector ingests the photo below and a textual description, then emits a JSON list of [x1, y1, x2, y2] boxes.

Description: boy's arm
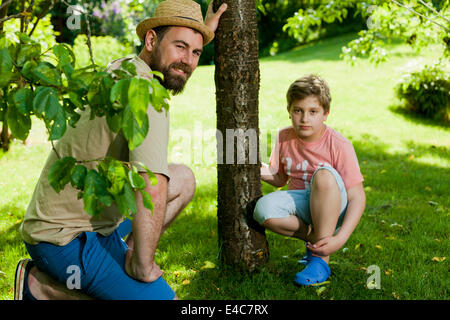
[[307, 182, 366, 256], [261, 161, 288, 187], [124, 172, 167, 283]]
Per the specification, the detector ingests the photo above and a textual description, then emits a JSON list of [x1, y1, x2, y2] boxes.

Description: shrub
[[396, 63, 450, 122]]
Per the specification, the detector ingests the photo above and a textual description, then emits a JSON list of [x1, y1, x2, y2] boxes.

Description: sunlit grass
[[1, 33, 448, 300]]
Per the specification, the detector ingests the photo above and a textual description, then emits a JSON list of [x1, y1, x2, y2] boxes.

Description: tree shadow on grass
[[389, 104, 450, 129], [262, 33, 357, 64]]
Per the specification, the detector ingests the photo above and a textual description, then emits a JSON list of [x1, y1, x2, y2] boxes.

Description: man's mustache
[[167, 62, 192, 77]]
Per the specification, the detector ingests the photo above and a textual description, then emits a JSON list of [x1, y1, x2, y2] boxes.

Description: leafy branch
[[282, 0, 449, 64], [0, 2, 170, 218]]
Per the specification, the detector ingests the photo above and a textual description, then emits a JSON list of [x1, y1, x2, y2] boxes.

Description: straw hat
[[136, 0, 215, 46]]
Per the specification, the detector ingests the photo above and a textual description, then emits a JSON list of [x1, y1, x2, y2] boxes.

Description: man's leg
[[27, 163, 196, 300], [309, 169, 341, 264]]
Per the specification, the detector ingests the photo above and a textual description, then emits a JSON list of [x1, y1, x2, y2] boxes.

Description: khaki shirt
[[21, 56, 170, 246]]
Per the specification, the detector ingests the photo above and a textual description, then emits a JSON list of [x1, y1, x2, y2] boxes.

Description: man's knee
[[169, 164, 196, 200]]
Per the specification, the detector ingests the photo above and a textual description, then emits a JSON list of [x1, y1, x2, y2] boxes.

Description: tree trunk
[[214, 0, 269, 272]]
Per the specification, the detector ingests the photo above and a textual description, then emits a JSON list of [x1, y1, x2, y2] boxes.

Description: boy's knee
[[312, 169, 338, 191], [253, 196, 272, 226]]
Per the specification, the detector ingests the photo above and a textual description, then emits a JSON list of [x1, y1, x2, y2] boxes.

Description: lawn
[[0, 33, 448, 300]]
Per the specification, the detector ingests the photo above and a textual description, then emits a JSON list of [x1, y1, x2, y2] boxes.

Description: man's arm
[[125, 172, 168, 283], [261, 162, 288, 187], [307, 182, 366, 256]]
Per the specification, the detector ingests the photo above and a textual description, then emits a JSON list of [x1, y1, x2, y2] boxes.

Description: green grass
[[1, 33, 449, 300]]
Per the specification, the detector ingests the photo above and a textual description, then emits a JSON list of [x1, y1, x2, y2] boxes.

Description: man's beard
[[149, 46, 192, 95]]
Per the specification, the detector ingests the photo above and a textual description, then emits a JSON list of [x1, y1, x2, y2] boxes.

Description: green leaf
[[106, 110, 123, 133], [0, 47, 14, 87], [115, 181, 137, 217], [48, 109, 67, 140], [87, 73, 114, 116], [128, 170, 146, 189], [150, 70, 164, 80], [33, 86, 67, 140], [110, 78, 130, 108], [33, 86, 61, 118], [128, 78, 149, 127], [53, 43, 74, 68], [48, 156, 77, 193], [140, 189, 154, 212], [83, 169, 113, 216], [21, 60, 38, 81], [121, 60, 137, 76], [16, 32, 35, 44], [106, 159, 127, 195], [17, 43, 41, 66], [31, 62, 62, 87], [149, 78, 170, 113], [134, 161, 158, 186], [70, 165, 87, 189], [68, 92, 85, 109], [0, 71, 14, 87], [13, 88, 33, 115], [121, 103, 149, 150], [62, 98, 81, 128], [7, 103, 31, 140], [0, 47, 13, 74]]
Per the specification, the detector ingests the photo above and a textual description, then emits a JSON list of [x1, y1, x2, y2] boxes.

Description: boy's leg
[[309, 168, 342, 263], [26, 163, 195, 300], [293, 167, 346, 286], [254, 190, 313, 242]]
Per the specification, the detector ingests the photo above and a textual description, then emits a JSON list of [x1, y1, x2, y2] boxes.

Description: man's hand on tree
[[205, 1, 227, 32]]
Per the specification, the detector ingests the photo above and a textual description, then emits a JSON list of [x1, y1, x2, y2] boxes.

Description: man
[[14, 0, 227, 300]]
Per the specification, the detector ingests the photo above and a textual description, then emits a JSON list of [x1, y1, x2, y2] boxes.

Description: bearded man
[[14, 0, 227, 300]]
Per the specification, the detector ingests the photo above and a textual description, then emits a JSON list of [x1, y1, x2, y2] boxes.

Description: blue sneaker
[[298, 242, 312, 265], [294, 256, 331, 286]]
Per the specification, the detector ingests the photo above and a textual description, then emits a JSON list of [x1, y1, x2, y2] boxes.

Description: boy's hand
[[307, 235, 344, 257], [205, 1, 227, 32]]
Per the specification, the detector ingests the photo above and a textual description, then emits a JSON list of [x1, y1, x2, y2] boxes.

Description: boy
[[254, 74, 366, 286]]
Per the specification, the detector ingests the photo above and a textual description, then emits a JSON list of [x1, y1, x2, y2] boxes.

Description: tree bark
[[214, 0, 269, 272]]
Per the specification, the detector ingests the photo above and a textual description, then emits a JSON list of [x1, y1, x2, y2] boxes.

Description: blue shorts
[[254, 166, 348, 232], [24, 219, 175, 300]]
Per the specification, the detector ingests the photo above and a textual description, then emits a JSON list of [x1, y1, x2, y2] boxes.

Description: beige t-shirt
[[21, 56, 170, 246]]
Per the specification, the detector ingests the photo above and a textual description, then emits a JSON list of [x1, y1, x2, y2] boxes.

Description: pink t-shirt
[[269, 126, 363, 190]]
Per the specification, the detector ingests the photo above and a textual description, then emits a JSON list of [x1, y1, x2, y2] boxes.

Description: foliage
[[0, 0, 170, 218], [2, 13, 57, 51], [90, 0, 162, 48], [283, 0, 449, 64], [72, 34, 133, 68], [396, 63, 450, 121]]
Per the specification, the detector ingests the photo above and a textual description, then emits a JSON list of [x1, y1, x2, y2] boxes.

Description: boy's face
[[288, 95, 329, 143]]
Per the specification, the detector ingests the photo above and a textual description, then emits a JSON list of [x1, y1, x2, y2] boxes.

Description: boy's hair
[[286, 74, 331, 113]]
